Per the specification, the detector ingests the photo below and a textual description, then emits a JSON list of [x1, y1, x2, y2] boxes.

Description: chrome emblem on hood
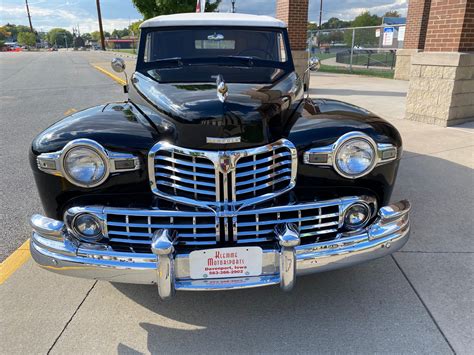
[[216, 74, 228, 102], [206, 137, 241, 144], [218, 153, 233, 174]]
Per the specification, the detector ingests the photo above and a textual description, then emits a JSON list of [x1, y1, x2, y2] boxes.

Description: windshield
[[138, 27, 292, 84]]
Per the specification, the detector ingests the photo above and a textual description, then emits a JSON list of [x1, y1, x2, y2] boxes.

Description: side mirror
[[111, 57, 126, 73], [309, 57, 321, 72], [111, 58, 129, 93], [303, 57, 321, 94]]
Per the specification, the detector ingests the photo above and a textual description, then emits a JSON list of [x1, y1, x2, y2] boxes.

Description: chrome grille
[[106, 208, 217, 251], [234, 146, 294, 201], [153, 149, 217, 202], [100, 197, 377, 253], [235, 204, 340, 244], [148, 140, 297, 208]]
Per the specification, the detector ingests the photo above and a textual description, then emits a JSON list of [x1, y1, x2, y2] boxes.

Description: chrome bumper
[[30, 200, 410, 299]]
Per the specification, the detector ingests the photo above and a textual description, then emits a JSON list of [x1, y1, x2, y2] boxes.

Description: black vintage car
[[30, 13, 410, 300]]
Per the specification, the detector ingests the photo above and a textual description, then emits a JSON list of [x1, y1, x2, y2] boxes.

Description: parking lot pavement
[[310, 72, 409, 121], [0, 256, 454, 354], [1, 52, 473, 354], [0, 51, 127, 262]]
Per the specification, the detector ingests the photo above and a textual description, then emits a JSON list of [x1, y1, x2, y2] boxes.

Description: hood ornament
[[216, 74, 228, 103]]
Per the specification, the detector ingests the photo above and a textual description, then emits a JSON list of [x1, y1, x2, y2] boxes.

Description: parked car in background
[[29, 13, 410, 300]]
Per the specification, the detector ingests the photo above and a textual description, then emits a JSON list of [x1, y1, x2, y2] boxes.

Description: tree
[[322, 17, 351, 30], [308, 22, 318, 31], [91, 31, 101, 41], [0, 26, 12, 40], [383, 11, 401, 18], [111, 28, 130, 39], [129, 20, 143, 36], [132, 0, 221, 19], [351, 11, 381, 27], [82, 33, 92, 41], [17, 31, 36, 47], [2, 24, 31, 41], [47, 28, 73, 47], [91, 30, 110, 41], [344, 11, 381, 47], [74, 36, 85, 48]]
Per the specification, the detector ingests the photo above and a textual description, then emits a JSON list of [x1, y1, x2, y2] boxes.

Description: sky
[[0, 0, 408, 33]]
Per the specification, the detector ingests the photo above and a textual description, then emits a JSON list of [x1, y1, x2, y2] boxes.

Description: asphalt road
[[0, 50, 126, 261]]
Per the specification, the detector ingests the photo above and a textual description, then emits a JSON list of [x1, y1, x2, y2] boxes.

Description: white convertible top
[[140, 13, 286, 29]]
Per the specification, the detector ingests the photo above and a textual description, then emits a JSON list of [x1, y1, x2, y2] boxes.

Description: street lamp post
[[64, 34, 68, 50]]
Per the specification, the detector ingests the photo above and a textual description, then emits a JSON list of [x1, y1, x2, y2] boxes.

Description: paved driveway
[[1, 52, 472, 354]]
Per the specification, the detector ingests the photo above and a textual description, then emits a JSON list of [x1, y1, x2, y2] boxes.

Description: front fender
[[31, 102, 164, 155], [30, 102, 166, 219], [288, 99, 403, 205]]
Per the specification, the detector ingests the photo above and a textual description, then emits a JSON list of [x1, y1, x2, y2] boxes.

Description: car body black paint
[[30, 26, 402, 221]]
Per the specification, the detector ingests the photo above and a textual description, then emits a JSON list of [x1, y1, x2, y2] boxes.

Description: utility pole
[[96, 0, 106, 50], [318, 0, 323, 48], [231, 0, 236, 13], [25, 0, 34, 32]]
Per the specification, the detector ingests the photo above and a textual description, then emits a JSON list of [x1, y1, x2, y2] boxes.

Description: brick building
[[395, 0, 473, 126], [276, 0, 309, 81], [276, 0, 473, 127]]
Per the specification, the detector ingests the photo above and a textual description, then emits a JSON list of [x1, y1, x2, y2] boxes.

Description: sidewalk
[[2, 65, 473, 354]]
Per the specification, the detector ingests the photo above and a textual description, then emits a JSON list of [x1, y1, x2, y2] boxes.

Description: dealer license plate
[[189, 247, 263, 280]]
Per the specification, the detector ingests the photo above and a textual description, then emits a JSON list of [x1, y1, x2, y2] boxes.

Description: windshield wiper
[[216, 56, 254, 66], [153, 57, 184, 68]]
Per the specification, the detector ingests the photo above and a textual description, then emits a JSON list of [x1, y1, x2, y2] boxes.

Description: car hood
[[128, 72, 304, 149]]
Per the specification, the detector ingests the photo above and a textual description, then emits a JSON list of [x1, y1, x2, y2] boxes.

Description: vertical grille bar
[[147, 216, 152, 235], [192, 156, 197, 200], [215, 165, 221, 203], [171, 151, 177, 196], [253, 155, 257, 197], [272, 145, 276, 192], [216, 216, 220, 243]]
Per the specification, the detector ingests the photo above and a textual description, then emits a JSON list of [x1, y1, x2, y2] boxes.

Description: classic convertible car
[[29, 13, 410, 300]]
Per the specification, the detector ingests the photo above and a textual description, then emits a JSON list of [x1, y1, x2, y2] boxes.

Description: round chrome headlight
[[335, 137, 376, 179], [343, 203, 370, 230], [63, 144, 108, 187], [72, 213, 103, 241]]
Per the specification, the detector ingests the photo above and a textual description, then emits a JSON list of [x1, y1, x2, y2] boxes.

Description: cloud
[[0, 3, 139, 33], [218, 0, 407, 22], [311, 0, 408, 21], [1, 0, 408, 33]]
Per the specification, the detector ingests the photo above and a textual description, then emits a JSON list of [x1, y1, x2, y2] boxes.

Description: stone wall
[[406, 52, 474, 126], [394, 49, 420, 80]]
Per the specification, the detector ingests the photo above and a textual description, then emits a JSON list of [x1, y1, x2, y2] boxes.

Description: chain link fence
[[308, 24, 406, 73]]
